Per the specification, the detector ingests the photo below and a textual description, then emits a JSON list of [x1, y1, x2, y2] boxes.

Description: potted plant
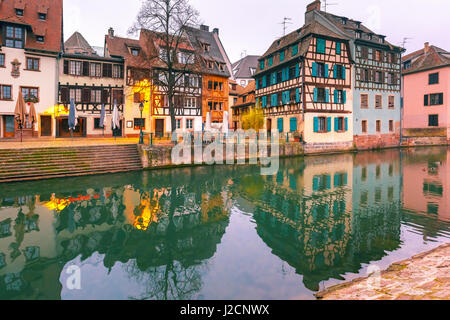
[[293, 131, 301, 143]]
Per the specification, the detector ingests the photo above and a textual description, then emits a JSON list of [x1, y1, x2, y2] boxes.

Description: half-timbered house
[[254, 1, 353, 152], [58, 32, 125, 137], [231, 80, 256, 130]]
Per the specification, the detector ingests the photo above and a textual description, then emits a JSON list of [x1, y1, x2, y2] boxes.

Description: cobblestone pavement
[[0, 137, 140, 149], [316, 243, 450, 300]]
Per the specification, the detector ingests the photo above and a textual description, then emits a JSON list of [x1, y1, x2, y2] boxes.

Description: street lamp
[[139, 102, 144, 144]]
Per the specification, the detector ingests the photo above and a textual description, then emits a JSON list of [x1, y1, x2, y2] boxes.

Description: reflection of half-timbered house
[[254, 1, 353, 153], [305, 1, 404, 149], [58, 32, 124, 137]]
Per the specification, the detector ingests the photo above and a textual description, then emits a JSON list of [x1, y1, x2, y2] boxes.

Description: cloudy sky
[[64, 0, 449, 63]]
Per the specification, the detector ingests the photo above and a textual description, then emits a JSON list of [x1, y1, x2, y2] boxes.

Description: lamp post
[[139, 102, 144, 144]]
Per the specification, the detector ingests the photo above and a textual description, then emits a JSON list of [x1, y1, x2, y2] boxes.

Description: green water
[[0, 147, 449, 300]]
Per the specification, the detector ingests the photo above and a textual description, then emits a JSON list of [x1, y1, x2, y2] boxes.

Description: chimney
[[200, 25, 210, 32], [305, 0, 321, 24], [424, 42, 430, 54], [108, 27, 114, 39], [213, 28, 219, 35]]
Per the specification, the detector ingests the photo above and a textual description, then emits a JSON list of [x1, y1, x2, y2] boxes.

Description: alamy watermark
[[171, 129, 280, 176]]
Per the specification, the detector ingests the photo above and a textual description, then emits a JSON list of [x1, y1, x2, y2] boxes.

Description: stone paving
[[316, 243, 450, 300]]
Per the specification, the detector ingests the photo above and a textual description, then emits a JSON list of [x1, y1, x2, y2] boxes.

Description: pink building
[[402, 43, 450, 141]]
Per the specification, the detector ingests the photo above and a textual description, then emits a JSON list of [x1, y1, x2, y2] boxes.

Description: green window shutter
[[313, 176, 319, 191], [286, 67, 290, 80], [269, 56, 273, 66], [334, 90, 338, 103], [342, 66, 346, 80], [262, 76, 266, 88], [313, 88, 318, 102], [326, 175, 331, 189], [325, 89, 330, 103], [343, 90, 347, 104], [295, 63, 300, 78], [290, 117, 297, 132], [424, 95, 429, 106], [325, 64, 329, 78], [335, 117, 339, 132], [260, 60, 265, 70], [345, 117, 348, 131], [327, 117, 332, 132], [256, 79, 260, 90], [336, 42, 341, 55], [296, 88, 300, 103], [280, 51, 285, 61], [273, 73, 277, 85], [313, 117, 319, 132], [317, 38, 326, 54], [312, 62, 317, 77], [277, 118, 284, 132], [292, 44, 298, 56]]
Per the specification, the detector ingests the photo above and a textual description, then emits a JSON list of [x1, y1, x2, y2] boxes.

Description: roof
[[184, 25, 231, 78], [232, 55, 260, 79], [402, 44, 450, 74], [64, 31, 96, 55], [232, 80, 256, 109], [0, 0, 63, 53], [105, 33, 151, 69]]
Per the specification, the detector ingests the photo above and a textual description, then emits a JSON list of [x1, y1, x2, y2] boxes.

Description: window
[[361, 68, 369, 82], [388, 53, 396, 64], [90, 63, 102, 77], [91, 89, 102, 103], [268, 56, 273, 66], [336, 117, 344, 131], [334, 90, 345, 104], [316, 38, 326, 54], [112, 65, 122, 78], [376, 120, 381, 132], [5, 25, 24, 49], [389, 120, 394, 132], [260, 60, 265, 70], [387, 72, 395, 85], [280, 50, 285, 62], [361, 47, 369, 59], [0, 85, 12, 100], [429, 73, 439, 85], [0, 54, 4, 67], [361, 120, 368, 133], [38, 13, 47, 20], [176, 119, 181, 130], [102, 63, 112, 77], [317, 117, 326, 132], [361, 94, 368, 108], [69, 88, 82, 102], [313, 175, 331, 192], [334, 65, 344, 79], [403, 60, 411, 70], [134, 118, 145, 130], [429, 115, 439, 127], [375, 95, 382, 109], [178, 52, 194, 64], [355, 31, 361, 39], [186, 119, 193, 129], [69, 60, 82, 75], [219, 82, 223, 91], [316, 88, 326, 103], [21, 87, 39, 102], [292, 44, 298, 56], [317, 63, 326, 78], [131, 48, 140, 56], [94, 118, 102, 129], [388, 96, 395, 109], [426, 93, 444, 106], [214, 81, 218, 90], [16, 9, 24, 16], [184, 97, 197, 108], [36, 36, 45, 43], [26, 57, 39, 71], [375, 50, 382, 62], [375, 71, 383, 83]]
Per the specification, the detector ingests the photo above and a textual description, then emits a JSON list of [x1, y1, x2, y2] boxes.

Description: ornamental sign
[[11, 59, 21, 78]]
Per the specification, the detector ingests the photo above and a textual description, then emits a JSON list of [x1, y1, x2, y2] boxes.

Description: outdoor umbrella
[[205, 112, 212, 132], [28, 102, 37, 137], [112, 99, 120, 138], [222, 111, 229, 134], [99, 103, 106, 136], [68, 98, 78, 138], [14, 91, 26, 142]]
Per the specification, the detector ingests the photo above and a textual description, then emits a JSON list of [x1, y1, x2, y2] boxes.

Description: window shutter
[[325, 89, 330, 103], [60, 87, 69, 103], [313, 117, 319, 133], [343, 90, 347, 104], [345, 117, 348, 131], [326, 175, 331, 189], [333, 65, 337, 79], [312, 62, 317, 77], [82, 62, 90, 76], [334, 90, 338, 103], [296, 88, 300, 103], [439, 93, 444, 105], [342, 66, 346, 80], [313, 176, 319, 191], [102, 89, 109, 104], [273, 73, 277, 85], [277, 118, 283, 133], [424, 94, 429, 106], [335, 117, 339, 132], [295, 63, 300, 78], [327, 117, 332, 132], [325, 64, 329, 78], [256, 79, 259, 90], [336, 42, 341, 55], [82, 88, 91, 103], [290, 117, 297, 132], [262, 76, 266, 88], [313, 88, 318, 102], [63, 60, 69, 74]]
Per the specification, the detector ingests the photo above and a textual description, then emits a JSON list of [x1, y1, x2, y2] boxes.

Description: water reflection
[[0, 148, 449, 299]]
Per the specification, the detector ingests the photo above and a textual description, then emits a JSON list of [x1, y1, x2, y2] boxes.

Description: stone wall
[[303, 141, 354, 155], [354, 133, 401, 150], [401, 128, 449, 147]]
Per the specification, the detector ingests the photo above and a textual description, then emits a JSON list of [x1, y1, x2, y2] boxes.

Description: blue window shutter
[[262, 76, 266, 88], [325, 89, 330, 103], [256, 80, 259, 90], [342, 66, 346, 80], [313, 88, 318, 102], [334, 90, 338, 103], [296, 88, 300, 103], [345, 117, 348, 131], [282, 91, 286, 104], [277, 118, 284, 132], [312, 62, 317, 77], [336, 42, 341, 55], [335, 117, 339, 132], [290, 117, 297, 132], [273, 73, 277, 85], [286, 67, 290, 80], [343, 90, 347, 104], [313, 176, 319, 191], [260, 60, 264, 70], [333, 65, 337, 79], [326, 175, 331, 189], [327, 117, 332, 132], [325, 64, 329, 78], [317, 38, 325, 54], [313, 117, 319, 132], [295, 63, 300, 78]]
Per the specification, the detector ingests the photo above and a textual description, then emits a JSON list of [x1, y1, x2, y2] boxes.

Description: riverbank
[[315, 243, 450, 300]]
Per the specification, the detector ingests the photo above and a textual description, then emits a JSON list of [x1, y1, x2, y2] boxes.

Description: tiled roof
[[232, 80, 256, 108], [232, 55, 260, 79], [402, 44, 450, 74], [0, 0, 63, 53], [65, 31, 96, 55], [105, 33, 151, 69]]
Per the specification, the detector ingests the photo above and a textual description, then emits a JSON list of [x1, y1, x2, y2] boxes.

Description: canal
[[0, 146, 450, 300]]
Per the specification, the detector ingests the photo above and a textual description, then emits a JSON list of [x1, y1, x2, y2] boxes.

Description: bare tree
[[129, 0, 201, 136]]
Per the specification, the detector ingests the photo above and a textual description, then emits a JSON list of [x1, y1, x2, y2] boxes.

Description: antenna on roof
[[323, 0, 338, 13], [401, 37, 412, 49], [280, 17, 292, 36]]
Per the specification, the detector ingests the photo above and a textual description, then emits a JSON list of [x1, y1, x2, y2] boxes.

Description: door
[[113, 120, 123, 137], [155, 119, 164, 137], [57, 117, 86, 137], [267, 119, 272, 135], [40, 115, 52, 137], [3, 116, 15, 138]]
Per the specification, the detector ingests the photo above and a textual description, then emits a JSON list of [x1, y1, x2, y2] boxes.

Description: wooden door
[[3, 116, 15, 138], [155, 119, 164, 137], [40, 115, 52, 136], [267, 119, 272, 134]]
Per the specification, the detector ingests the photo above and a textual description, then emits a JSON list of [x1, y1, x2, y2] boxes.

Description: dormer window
[[219, 63, 225, 72], [379, 37, 384, 44], [131, 48, 140, 56], [16, 9, 24, 17], [403, 60, 411, 70], [202, 43, 210, 52], [36, 36, 45, 43], [250, 67, 256, 75], [5, 25, 24, 49], [355, 31, 362, 39], [341, 18, 347, 25], [38, 13, 47, 20]]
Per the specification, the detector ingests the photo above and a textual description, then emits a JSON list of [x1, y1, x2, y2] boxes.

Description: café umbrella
[[14, 91, 27, 142], [112, 100, 120, 138], [28, 102, 37, 137], [68, 98, 78, 138], [99, 104, 106, 136]]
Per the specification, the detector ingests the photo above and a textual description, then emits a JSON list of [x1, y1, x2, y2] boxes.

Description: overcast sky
[[64, 0, 450, 63]]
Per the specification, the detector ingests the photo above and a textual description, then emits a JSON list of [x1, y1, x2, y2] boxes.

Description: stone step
[[0, 146, 139, 159]]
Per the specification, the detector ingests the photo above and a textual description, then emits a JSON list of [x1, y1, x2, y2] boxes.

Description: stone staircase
[[0, 144, 143, 183]]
